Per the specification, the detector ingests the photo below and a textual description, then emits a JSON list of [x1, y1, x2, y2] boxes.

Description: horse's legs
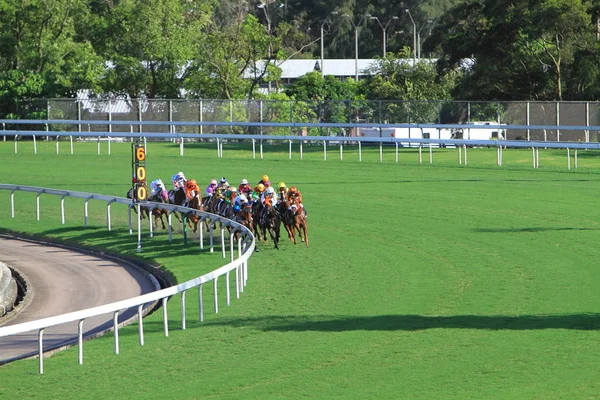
[[302, 224, 309, 248]]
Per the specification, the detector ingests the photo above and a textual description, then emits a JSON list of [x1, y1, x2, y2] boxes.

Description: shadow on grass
[[141, 313, 600, 333], [474, 227, 597, 233]]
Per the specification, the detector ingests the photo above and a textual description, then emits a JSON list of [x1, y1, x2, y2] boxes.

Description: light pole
[[320, 11, 339, 76], [405, 9, 416, 64], [257, 3, 284, 91], [417, 20, 433, 60], [369, 16, 399, 57], [342, 14, 369, 81]]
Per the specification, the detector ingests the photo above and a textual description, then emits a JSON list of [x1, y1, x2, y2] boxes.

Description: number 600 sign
[[132, 143, 147, 202]]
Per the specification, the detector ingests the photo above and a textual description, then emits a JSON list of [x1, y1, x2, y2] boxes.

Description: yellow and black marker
[[131, 141, 147, 202]]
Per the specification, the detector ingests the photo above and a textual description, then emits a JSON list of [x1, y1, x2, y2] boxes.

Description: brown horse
[[283, 200, 308, 248], [127, 189, 168, 230], [234, 203, 254, 236], [186, 194, 204, 233]]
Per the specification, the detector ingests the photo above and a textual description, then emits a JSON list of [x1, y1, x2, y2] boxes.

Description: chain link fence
[[3, 98, 596, 142]]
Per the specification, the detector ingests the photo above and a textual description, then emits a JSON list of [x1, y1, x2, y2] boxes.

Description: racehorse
[[283, 199, 309, 248], [168, 187, 187, 222], [234, 203, 254, 236], [186, 194, 204, 233], [127, 188, 168, 230], [258, 197, 281, 250]]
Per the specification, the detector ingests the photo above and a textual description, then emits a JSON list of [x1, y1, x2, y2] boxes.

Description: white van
[[451, 121, 506, 140]]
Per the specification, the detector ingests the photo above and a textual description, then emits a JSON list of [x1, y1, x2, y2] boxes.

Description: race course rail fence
[[2, 119, 600, 169], [0, 184, 256, 374]]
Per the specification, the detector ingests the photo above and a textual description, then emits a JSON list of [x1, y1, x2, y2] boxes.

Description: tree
[[359, 48, 460, 122], [428, 0, 596, 100]]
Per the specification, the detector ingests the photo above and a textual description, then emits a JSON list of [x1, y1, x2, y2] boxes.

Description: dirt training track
[[0, 236, 158, 363]]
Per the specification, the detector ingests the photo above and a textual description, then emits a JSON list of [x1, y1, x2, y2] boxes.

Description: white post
[[536, 147, 539, 168], [464, 145, 468, 165], [395, 142, 399, 163], [198, 284, 204, 322], [181, 291, 187, 330], [567, 148, 571, 170], [107, 203, 112, 231], [56, 137, 59, 155], [137, 204, 142, 252], [128, 205, 133, 234], [10, 190, 15, 218], [78, 319, 84, 364], [532, 147, 536, 168], [458, 145, 462, 165], [138, 304, 144, 346], [209, 220, 214, 253], [168, 213, 172, 242], [162, 297, 169, 337], [148, 210, 153, 238], [379, 143, 383, 162], [323, 141, 327, 160], [180, 137, 184, 156], [216, 138, 220, 158], [14, 135, 18, 154], [340, 143, 343, 161], [252, 139, 256, 159], [113, 311, 119, 355], [429, 144, 432, 164], [260, 140, 264, 159], [358, 141, 362, 162], [226, 271, 231, 306], [289, 140, 292, 160], [213, 278, 219, 314], [33, 134, 37, 155], [221, 227, 226, 258], [70, 135, 73, 154], [38, 329, 44, 374], [230, 232, 235, 263], [97, 136, 100, 155], [36, 193, 41, 221], [418, 145, 422, 164], [199, 219, 204, 249], [300, 141, 303, 159]]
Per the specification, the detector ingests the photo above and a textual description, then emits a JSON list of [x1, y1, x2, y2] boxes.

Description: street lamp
[[257, 2, 284, 91], [342, 13, 369, 81], [320, 11, 339, 77], [405, 9, 416, 64], [369, 16, 399, 57], [417, 20, 433, 60]]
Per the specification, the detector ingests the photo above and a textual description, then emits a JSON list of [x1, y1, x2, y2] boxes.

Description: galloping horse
[[283, 199, 309, 248], [259, 197, 281, 250], [234, 203, 254, 236], [127, 188, 169, 230], [168, 187, 187, 222], [186, 194, 204, 233]]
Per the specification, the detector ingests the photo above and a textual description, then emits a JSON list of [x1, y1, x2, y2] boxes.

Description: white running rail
[[0, 185, 255, 374]]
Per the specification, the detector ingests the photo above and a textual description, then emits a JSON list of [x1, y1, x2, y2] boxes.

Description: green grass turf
[[1, 139, 600, 399]]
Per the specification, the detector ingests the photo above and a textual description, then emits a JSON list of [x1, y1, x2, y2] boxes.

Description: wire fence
[[5, 99, 600, 142]]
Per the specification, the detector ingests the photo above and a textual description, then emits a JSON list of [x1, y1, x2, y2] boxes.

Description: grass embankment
[[1, 140, 600, 399]]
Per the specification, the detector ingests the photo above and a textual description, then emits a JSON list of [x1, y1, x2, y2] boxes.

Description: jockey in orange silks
[[184, 179, 201, 205]]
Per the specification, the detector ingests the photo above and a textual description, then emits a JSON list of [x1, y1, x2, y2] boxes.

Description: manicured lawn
[[1, 140, 600, 399]]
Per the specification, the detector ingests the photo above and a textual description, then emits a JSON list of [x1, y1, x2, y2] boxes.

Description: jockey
[[184, 179, 201, 205], [224, 186, 238, 204], [150, 179, 168, 202], [233, 193, 249, 214], [205, 178, 218, 198], [216, 177, 229, 196], [251, 183, 266, 203], [277, 181, 288, 203], [172, 172, 186, 191], [287, 186, 305, 215], [239, 179, 252, 196], [261, 186, 278, 207], [258, 174, 271, 188]]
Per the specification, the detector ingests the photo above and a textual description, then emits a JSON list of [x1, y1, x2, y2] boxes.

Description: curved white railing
[[0, 185, 255, 374]]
